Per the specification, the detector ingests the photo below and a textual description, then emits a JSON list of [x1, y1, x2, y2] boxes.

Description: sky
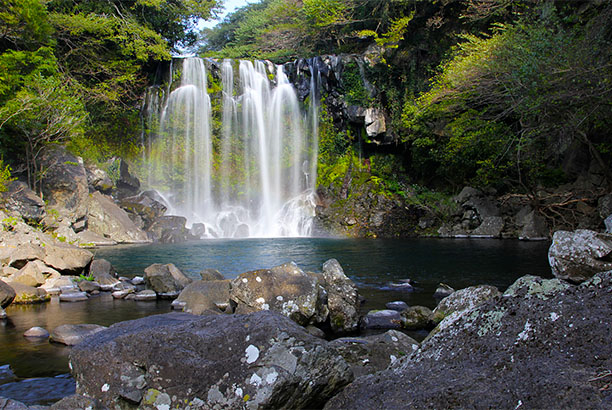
[[199, 0, 255, 30]]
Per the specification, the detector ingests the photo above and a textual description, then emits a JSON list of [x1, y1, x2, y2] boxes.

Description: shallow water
[[0, 237, 552, 404]]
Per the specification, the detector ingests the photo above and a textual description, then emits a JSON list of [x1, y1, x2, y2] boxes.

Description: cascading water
[[143, 57, 319, 238]]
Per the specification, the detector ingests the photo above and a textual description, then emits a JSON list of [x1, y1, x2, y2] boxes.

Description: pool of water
[[0, 237, 552, 404]]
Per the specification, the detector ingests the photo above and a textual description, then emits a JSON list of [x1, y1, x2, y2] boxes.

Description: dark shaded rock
[[119, 191, 167, 230], [86, 192, 149, 244], [89, 259, 119, 291], [115, 159, 140, 199], [433, 283, 454, 299], [519, 209, 549, 240], [548, 229, 612, 283], [147, 216, 194, 243], [175, 280, 230, 314], [329, 330, 419, 378], [3, 181, 45, 223], [69, 311, 353, 409], [431, 284, 500, 324], [85, 164, 113, 194], [24, 326, 50, 338], [0, 397, 29, 410], [471, 216, 504, 238], [324, 271, 612, 409], [50, 324, 106, 346], [361, 309, 402, 330], [229, 262, 328, 326], [0, 280, 16, 308], [322, 258, 359, 333], [50, 394, 107, 410], [400, 306, 433, 330], [0, 364, 16, 384], [199, 268, 224, 281], [144, 263, 191, 296], [606, 214, 612, 234]]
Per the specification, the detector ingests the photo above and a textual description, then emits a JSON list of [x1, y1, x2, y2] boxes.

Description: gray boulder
[[471, 216, 504, 238], [324, 271, 612, 409], [8, 282, 49, 304], [548, 229, 612, 283], [385, 301, 408, 311], [43, 243, 93, 275], [78, 280, 101, 293], [85, 164, 113, 194], [361, 309, 402, 330], [144, 263, 191, 297], [330, 330, 419, 378], [86, 192, 150, 244], [50, 324, 106, 346], [133, 290, 157, 301], [3, 181, 45, 223], [230, 262, 328, 326], [115, 159, 140, 199], [605, 214, 612, 234], [0, 279, 16, 308], [400, 305, 433, 330], [69, 311, 353, 409], [321, 259, 360, 334], [24, 326, 50, 338], [89, 259, 120, 291], [10, 262, 46, 287], [5, 243, 45, 270], [147, 216, 194, 243], [518, 209, 549, 240], [59, 291, 89, 302], [119, 191, 167, 230], [175, 280, 231, 314], [431, 284, 501, 324], [50, 394, 106, 410], [0, 398, 29, 410], [433, 283, 454, 299], [199, 268, 224, 281]]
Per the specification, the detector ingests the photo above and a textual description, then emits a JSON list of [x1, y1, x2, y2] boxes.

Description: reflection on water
[[0, 238, 552, 404]]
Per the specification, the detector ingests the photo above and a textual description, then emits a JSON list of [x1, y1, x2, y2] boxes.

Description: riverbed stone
[[400, 306, 434, 330], [8, 283, 49, 304], [144, 263, 191, 296], [69, 311, 353, 409], [175, 280, 230, 314], [321, 258, 360, 334], [59, 291, 89, 302], [431, 284, 501, 324], [86, 163, 113, 195], [78, 280, 101, 293], [548, 229, 612, 283], [0, 280, 16, 308], [433, 283, 454, 299], [324, 271, 612, 409], [230, 262, 328, 326], [133, 290, 157, 301], [50, 324, 106, 346], [329, 330, 419, 378], [199, 268, 224, 281], [88, 259, 120, 290], [361, 309, 402, 330], [385, 301, 409, 311], [24, 326, 50, 338]]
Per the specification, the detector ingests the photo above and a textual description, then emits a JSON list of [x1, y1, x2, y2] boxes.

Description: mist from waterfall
[[142, 57, 319, 238]]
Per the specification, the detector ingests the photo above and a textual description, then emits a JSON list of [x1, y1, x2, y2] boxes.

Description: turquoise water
[[0, 238, 552, 404]]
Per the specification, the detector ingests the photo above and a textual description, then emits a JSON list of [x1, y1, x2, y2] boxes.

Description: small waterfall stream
[[142, 57, 319, 238]]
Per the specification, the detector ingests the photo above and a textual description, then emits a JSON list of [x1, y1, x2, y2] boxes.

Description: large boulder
[[229, 262, 328, 326], [43, 243, 93, 275], [548, 229, 612, 283], [119, 190, 167, 230], [3, 181, 45, 223], [4, 243, 45, 269], [324, 272, 612, 409], [115, 159, 140, 199], [175, 280, 231, 314], [321, 259, 360, 334], [69, 311, 353, 409], [431, 284, 501, 324], [39, 146, 89, 222], [86, 191, 149, 244], [85, 164, 113, 194], [9, 262, 46, 287], [88, 259, 119, 291], [329, 330, 419, 378], [50, 324, 107, 346], [0, 280, 16, 308], [147, 216, 194, 243], [144, 263, 191, 297], [7, 282, 49, 304]]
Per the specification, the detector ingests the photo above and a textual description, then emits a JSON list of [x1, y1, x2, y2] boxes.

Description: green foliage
[[341, 62, 372, 107], [302, 0, 350, 28], [0, 159, 14, 193], [74, 273, 94, 282], [357, 13, 414, 50]]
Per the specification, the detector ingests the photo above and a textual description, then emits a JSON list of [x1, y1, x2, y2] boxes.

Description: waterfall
[[143, 57, 320, 238]]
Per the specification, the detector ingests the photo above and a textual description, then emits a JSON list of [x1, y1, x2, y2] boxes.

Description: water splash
[[143, 57, 319, 238]]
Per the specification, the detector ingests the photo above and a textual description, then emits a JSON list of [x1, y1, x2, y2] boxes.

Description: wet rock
[[147, 216, 194, 243], [8, 283, 49, 304], [0, 397, 29, 410], [199, 268, 224, 281], [24, 326, 50, 339], [144, 263, 191, 296], [175, 280, 230, 314], [69, 311, 352, 409], [0, 364, 16, 384], [431, 284, 501, 324], [59, 291, 89, 303], [78, 280, 101, 293], [0, 280, 16, 308], [50, 394, 106, 410], [86, 192, 150, 244], [50, 324, 106, 346], [89, 259, 120, 291], [548, 229, 612, 283], [230, 262, 328, 326], [3, 181, 45, 223], [321, 258, 360, 333], [191, 222, 206, 238], [361, 309, 402, 330], [329, 330, 419, 378], [385, 301, 408, 311], [324, 271, 612, 409], [400, 306, 433, 330], [433, 283, 454, 299], [41, 276, 76, 295], [119, 191, 167, 230], [134, 290, 157, 301], [131, 276, 145, 285]]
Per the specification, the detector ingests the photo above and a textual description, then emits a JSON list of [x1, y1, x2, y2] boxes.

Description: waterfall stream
[[142, 57, 319, 238]]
